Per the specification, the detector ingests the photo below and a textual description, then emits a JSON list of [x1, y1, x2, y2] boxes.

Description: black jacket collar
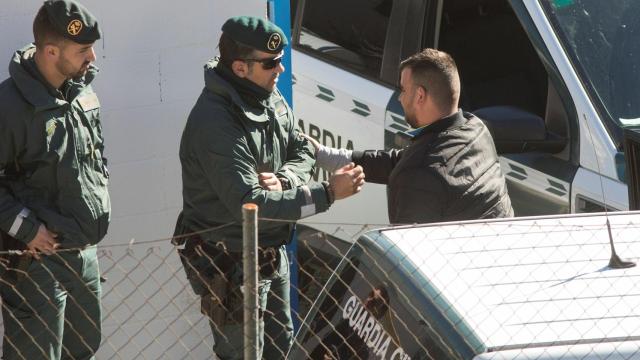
[[410, 110, 467, 140]]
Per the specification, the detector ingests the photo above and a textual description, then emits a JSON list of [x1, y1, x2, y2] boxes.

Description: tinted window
[[296, 228, 353, 321], [296, 0, 391, 79], [291, 242, 465, 359]]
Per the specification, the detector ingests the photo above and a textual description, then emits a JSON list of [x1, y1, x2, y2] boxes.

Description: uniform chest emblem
[[46, 121, 57, 137], [274, 99, 287, 117]]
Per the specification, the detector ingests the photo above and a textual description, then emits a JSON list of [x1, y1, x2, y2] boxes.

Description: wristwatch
[[278, 177, 292, 190]]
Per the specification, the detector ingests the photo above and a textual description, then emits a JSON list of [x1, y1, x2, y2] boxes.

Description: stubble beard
[[405, 112, 419, 129], [56, 56, 89, 80]]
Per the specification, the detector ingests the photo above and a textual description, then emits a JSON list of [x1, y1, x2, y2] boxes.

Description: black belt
[[182, 232, 280, 278]]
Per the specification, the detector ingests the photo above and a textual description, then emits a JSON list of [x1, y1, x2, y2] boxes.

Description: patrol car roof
[[376, 211, 640, 352]]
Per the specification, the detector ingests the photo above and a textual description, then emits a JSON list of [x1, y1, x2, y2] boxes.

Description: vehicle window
[[291, 243, 461, 360], [436, 0, 576, 161], [625, 130, 640, 209], [541, 0, 640, 129], [295, 0, 391, 79], [296, 227, 353, 320], [438, 0, 548, 117]]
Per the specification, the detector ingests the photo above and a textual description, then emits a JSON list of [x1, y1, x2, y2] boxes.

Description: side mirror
[[624, 128, 640, 210], [473, 106, 566, 154]]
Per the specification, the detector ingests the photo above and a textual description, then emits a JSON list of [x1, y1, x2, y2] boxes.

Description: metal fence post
[[242, 203, 259, 360]]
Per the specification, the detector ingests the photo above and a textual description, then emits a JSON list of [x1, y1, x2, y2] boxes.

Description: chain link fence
[[1, 211, 640, 359], [0, 216, 369, 359]]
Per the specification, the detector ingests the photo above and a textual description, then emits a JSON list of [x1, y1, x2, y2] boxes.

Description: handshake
[[258, 135, 365, 201]]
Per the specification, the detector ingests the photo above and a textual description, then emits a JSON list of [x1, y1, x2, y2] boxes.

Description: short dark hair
[[33, 4, 66, 49], [218, 32, 257, 68], [400, 48, 460, 111]]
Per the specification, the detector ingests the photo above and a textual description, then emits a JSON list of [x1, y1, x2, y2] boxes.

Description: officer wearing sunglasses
[[243, 54, 284, 70], [174, 16, 365, 360]]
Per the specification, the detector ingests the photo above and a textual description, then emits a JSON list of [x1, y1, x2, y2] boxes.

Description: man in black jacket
[[310, 48, 513, 224]]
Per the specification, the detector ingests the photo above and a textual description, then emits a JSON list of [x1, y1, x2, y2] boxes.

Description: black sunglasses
[[241, 55, 283, 70]]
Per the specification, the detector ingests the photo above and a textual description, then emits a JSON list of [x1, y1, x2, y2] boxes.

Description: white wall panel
[[0, 1, 38, 80], [0, 1, 264, 358], [94, 53, 161, 111], [159, 45, 214, 104]]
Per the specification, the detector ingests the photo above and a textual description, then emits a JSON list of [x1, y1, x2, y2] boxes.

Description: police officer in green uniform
[[174, 16, 365, 359], [0, 1, 109, 359]]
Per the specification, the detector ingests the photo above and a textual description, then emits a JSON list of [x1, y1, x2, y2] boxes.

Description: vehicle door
[[408, 0, 584, 216], [441, 0, 638, 216], [291, 0, 426, 230], [382, 0, 635, 216]]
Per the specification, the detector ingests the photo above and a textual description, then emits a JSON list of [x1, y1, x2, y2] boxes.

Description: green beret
[[44, 0, 101, 44], [222, 16, 288, 54]]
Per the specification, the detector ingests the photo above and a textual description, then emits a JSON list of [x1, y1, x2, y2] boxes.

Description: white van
[[291, 0, 640, 226], [290, 0, 640, 328], [290, 210, 640, 359]]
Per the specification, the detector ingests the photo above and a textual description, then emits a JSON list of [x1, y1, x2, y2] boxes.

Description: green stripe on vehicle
[[351, 100, 370, 117], [316, 85, 335, 102], [506, 163, 527, 181]]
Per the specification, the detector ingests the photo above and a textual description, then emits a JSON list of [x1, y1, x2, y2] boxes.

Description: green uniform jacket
[[0, 45, 110, 247], [179, 59, 330, 250]]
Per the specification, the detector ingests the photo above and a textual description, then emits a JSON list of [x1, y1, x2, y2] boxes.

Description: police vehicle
[[290, 209, 640, 359], [291, 0, 640, 334]]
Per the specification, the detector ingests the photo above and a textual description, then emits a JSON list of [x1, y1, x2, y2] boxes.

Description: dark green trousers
[[1, 246, 102, 360], [210, 246, 294, 360]]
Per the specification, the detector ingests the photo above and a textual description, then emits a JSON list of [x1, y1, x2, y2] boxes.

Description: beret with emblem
[[43, 0, 101, 44], [222, 16, 288, 54]]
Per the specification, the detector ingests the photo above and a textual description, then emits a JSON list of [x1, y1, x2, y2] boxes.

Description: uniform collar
[[214, 61, 271, 108], [203, 57, 273, 123], [9, 43, 98, 112], [407, 109, 466, 139]]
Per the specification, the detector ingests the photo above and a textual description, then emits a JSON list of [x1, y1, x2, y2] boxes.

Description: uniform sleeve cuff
[[321, 181, 335, 206], [15, 212, 40, 245], [296, 183, 331, 219]]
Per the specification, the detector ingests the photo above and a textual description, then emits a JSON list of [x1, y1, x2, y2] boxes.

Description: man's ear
[[416, 85, 427, 103], [231, 59, 248, 78], [43, 44, 60, 59]]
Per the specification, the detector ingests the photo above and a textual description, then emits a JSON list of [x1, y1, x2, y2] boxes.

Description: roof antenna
[[582, 114, 635, 269], [605, 218, 635, 268]]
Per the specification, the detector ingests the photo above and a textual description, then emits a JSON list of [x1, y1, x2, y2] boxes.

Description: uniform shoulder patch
[[77, 93, 100, 112]]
